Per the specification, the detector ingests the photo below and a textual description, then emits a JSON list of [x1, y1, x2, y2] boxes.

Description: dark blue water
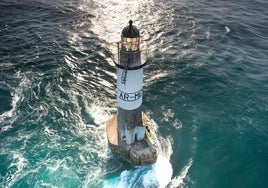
[[1, 0, 267, 187]]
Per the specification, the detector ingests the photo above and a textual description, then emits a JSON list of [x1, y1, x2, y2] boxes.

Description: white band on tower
[[117, 68, 143, 110]]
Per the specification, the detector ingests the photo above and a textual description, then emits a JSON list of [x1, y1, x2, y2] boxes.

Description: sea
[[0, 0, 267, 187]]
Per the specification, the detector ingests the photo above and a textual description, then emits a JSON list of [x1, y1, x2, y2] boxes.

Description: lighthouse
[[106, 20, 157, 165], [117, 20, 145, 145]]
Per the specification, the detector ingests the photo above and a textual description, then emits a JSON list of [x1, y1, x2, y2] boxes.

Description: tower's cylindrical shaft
[[115, 20, 146, 145]]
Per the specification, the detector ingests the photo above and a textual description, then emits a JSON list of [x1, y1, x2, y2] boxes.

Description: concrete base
[[106, 115, 158, 166]]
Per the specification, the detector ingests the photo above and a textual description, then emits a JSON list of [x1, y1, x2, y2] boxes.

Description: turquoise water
[[0, 0, 267, 187]]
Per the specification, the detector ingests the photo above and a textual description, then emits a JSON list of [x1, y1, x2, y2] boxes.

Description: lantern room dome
[[122, 20, 139, 38]]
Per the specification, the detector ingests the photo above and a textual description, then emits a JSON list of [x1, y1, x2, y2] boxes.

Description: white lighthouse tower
[[106, 20, 157, 165], [116, 20, 145, 145]]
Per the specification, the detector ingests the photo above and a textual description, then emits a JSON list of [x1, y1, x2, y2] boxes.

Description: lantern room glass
[[121, 36, 140, 52]]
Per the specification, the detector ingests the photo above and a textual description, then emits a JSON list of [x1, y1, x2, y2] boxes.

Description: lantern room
[[121, 20, 140, 52]]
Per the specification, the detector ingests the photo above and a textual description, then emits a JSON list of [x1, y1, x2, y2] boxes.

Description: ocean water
[[0, 0, 267, 187]]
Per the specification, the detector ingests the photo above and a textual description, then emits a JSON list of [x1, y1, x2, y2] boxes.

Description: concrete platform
[[106, 115, 158, 165]]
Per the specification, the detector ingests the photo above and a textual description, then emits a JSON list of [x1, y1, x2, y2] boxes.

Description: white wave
[[9, 152, 28, 172], [168, 159, 193, 188], [5, 152, 28, 187], [0, 75, 31, 125], [143, 155, 173, 188], [117, 169, 140, 188], [103, 155, 173, 188], [0, 93, 19, 124], [1, 125, 13, 132], [35, 181, 58, 188], [47, 158, 64, 172], [88, 103, 112, 126], [79, 154, 87, 164]]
